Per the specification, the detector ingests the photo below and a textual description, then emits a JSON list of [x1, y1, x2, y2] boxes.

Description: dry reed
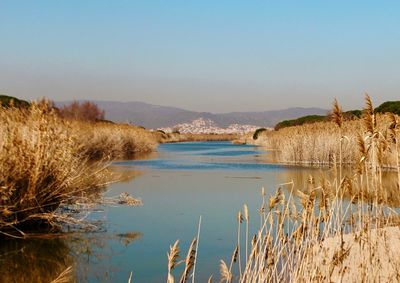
[[74, 121, 157, 161], [250, 97, 398, 168], [166, 96, 400, 282], [0, 101, 154, 235]]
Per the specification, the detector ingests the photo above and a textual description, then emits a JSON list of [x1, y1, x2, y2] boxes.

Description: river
[[0, 141, 333, 282]]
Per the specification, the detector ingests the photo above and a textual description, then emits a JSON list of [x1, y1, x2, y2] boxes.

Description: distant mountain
[[56, 100, 328, 129]]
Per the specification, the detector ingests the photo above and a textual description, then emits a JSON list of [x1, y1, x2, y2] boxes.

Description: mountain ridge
[[56, 100, 328, 129]]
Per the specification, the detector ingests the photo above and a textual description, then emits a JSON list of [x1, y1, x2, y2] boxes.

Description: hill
[[0, 95, 30, 108], [275, 115, 328, 130], [56, 100, 328, 129], [375, 101, 400, 115], [273, 101, 398, 130]]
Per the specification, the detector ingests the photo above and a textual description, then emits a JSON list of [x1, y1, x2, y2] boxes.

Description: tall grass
[[252, 97, 398, 169], [216, 179, 400, 282], [0, 102, 156, 235], [166, 96, 400, 282], [74, 121, 157, 160]]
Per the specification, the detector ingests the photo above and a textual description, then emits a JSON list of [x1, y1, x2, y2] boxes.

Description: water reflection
[[275, 166, 400, 206], [3, 142, 399, 282], [0, 229, 144, 283], [106, 142, 400, 282], [117, 232, 143, 247], [71, 231, 143, 282], [0, 160, 146, 283], [0, 236, 74, 283]]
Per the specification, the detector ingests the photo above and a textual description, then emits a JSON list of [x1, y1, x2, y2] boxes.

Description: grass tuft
[[0, 100, 157, 235]]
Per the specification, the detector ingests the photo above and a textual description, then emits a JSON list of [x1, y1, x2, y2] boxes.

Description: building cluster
[[158, 118, 260, 134]]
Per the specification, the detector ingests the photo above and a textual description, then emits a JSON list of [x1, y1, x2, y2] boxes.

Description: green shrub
[[0, 95, 30, 108], [253, 128, 267, 140], [275, 115, 327, 130], [344, 109, 362, 119], [375, 101, 400, 115]]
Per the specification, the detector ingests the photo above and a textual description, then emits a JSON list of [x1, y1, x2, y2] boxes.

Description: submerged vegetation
[[167, 95, 400, 282]]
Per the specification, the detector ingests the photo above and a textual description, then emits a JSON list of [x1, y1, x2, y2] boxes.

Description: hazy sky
[[1, 1, 399, 112]]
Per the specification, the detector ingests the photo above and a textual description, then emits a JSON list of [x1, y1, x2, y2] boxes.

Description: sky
[[0, 0, 399, 113]]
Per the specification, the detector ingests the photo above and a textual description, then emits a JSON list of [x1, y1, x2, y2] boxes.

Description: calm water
[[1, 142, 327, 282]]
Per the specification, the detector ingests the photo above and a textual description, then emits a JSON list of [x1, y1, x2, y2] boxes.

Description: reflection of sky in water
[[14, 141, 398, 282], [115, 159, 283, 171], [104, 142, 323, 282], [59, 142, 400, 281], [114, 141, 272, 171]]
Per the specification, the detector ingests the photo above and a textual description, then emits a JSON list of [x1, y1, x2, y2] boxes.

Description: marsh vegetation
[[2, 95, 400, 282], [167, 96, 400, 282], [243, 96, 400, 170], [0, 100, 157, 236]]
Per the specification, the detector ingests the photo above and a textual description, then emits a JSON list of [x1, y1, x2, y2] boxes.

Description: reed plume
[[219, 260, 232, 283], [167, 240, 180, 282], [164, 96, 400, 282], [236, 211, 243, 278], [180, 238, 197, 283], [332, 98, 344, 128], [50, 266, 73, 283], [332, 98, 344, 182], [243, 204, 249, 264], [228, 245, 239, 272], [363, 94, 376, 135]]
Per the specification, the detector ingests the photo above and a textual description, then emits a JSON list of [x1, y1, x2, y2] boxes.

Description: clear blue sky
[[1, 0, 399, 112]]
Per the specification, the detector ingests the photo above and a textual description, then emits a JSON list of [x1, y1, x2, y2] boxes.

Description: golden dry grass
[[0, 102, 157, 235], [167, 96, 400, 282], [251, 97, 399, 169], [220, 151, 400, 282], [73, 121, 157, 160], [216, 179, 400, 282]]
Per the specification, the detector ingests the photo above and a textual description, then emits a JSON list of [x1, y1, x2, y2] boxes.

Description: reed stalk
[[165, 96, 400, 282]]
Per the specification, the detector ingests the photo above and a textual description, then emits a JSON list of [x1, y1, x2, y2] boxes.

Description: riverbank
[[0, 100, 244, 235], [165, 155, 400, 282], [239, 96, 400, 170], [309, 226, 400, 282], [202, 183, 400, 282], [156, 132, 239, 143], [0, 101, 158, 235], [165, 96, 400, 282]]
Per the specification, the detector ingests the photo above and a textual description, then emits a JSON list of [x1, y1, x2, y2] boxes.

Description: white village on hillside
[[158, 118, 261, 134]]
